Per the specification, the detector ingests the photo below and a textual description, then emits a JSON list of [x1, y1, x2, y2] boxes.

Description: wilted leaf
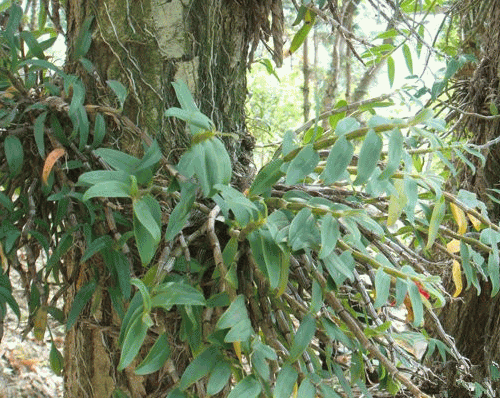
[[452, 260, 463, 297], [450, 202, 467, 235], [42, 147, 66, 185]]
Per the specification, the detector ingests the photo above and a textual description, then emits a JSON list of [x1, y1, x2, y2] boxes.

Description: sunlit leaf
[[286, 144, 319, 185], [320, 136, 354, 184], [353, 129, 382, 185]]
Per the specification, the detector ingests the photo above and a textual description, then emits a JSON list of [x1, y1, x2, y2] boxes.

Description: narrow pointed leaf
[[289, 313, 316, 362], [353, 129, 382, 185], [134, 333, 170, 375]]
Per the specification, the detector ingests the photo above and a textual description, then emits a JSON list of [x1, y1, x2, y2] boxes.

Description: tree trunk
[[439, 1, 500, 395], [62, 1, 258, 396]]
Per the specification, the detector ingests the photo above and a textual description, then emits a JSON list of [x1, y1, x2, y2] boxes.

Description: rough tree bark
[[61, 0, 278, 396]]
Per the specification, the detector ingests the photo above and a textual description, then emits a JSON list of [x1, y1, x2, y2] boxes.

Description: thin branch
[[312, 267, 433, 398]]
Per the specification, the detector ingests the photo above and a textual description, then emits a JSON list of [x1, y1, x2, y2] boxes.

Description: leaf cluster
[[0, 2, 497, 398]]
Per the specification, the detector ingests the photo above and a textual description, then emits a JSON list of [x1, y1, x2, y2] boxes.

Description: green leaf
[[289, 313, 316, 362], [131, 278, 152, 313], [328, 100, 348, 130], [134, 333, 170, 375], [274, 364, 298, 398], [285, 144, 319, 185], [112, 389, 130, 398], [68, 80, 85, 119], [4, 4, 22, 47], [227, 376, 262, 398], [257, 58, 280, 81], [460, 242, 475, 291], [407, 281, 423, 327], [387, 179, 407, 226], [378, 128, 403, 180], [165, 182, 197, 241], [0, 191, 13, 211], [490, 102, 498, 116], [215, 184, 259, 226], [78, 170, 131, 186], [288, 208, 320, 252], [74, 17, 94, 58], [215, 295, 254, 342], [319, 214, 339, 259], [171, 80, 199, 113], [78, 106, 90, 150], [81, 235, 113, 263], [249, 159, 284, 196], [182, 138, 231, 197], [248, 229, 286, 291], [49, 343, 63, 376], [107, 80, 128, 109], [164, 107, 214, 132], [23, 31, 46, 59], [488, 253, 500, 297], [92, 113, 106, 148], [402, 44, 413, 74], [49, 114, 68, 145], [4, 135, 24, 176], [18, 59, 64, 76], [373, 268, 391, 309], [119, 293, 143, 345], [118, 309, 151, 370], [179, 346, 220, 391], [136, 140, 162, 173], [94, 148, 140, 173], [322, 252, 354, 284], [353, 129, 382, 185], [292, 5, 307, 26], [336, 117, 360, 136], [134, 214, 157, 266], [426, 195, 446, 249], [102, 248, 131, 300], [207, 360, 231, 395], [133, 196, 161, 244], [297, 378, 316, 398], [377, 28, 398, 39], [387, 56, 395, 87], [151, 282, 206, 309], [66, 281, 97, 330], [320, 136, 354, 184], [166, 389, 186, 398], [0, 285, 20, 320], [289, 20, 314, 55], [83, 181, 131, 201], [410, 108, 433, 125]]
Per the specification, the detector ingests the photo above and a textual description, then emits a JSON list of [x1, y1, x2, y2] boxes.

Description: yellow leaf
[[292, 382, 298, 398], [387, 179, 407, 227], [446, 239, 461, 254], [450, 202, 467, 235], [233, 341, 242, 364], [452, 260, 463, 297], [33, 307, 48, 341], [468, 213, 482, 231]]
